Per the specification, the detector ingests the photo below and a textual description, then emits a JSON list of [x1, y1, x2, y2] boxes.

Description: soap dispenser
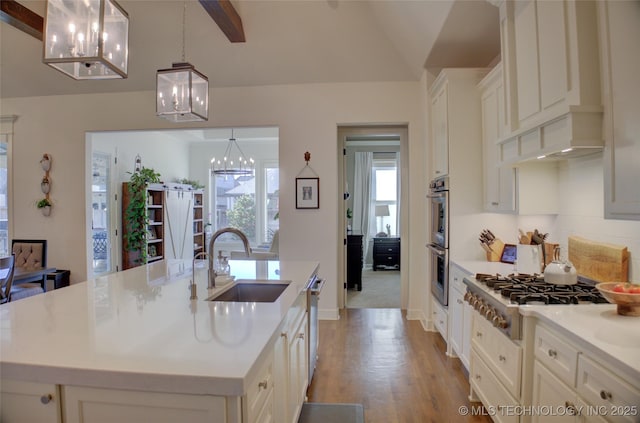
[[215, 250, 230, 277]]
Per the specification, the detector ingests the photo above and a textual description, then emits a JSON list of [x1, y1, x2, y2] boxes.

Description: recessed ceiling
[[1, 0, 500, 99]]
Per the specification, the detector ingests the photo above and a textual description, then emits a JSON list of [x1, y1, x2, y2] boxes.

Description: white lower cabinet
[[431, 297, 448, 342], [532, 323, 640, 423], [472, 311, 522, 399], [273, 293, 308, 423], [63, 386, 228, 423], [244, 351, 275, 423], [448, 263, 472, 370], [470, 350, 519, 423], [1, 380, 62, 423]]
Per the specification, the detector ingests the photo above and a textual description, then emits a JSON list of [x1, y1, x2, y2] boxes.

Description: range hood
[[498, 109, 603, 164]]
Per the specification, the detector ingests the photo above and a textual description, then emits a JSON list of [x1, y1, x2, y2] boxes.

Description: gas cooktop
[[474, 273, 608, 306]]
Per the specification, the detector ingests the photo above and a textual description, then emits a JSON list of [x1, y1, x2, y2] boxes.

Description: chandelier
[[211, 129, 254, 176], [156, 3, 208, 122], [43, 0, 129, 79]]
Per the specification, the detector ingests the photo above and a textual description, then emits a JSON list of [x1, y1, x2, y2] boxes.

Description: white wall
[[91, 130, 191, 185], [3, 81, 425, 319]]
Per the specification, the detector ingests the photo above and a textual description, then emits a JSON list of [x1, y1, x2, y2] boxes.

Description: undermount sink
[[206, 280, 291, 303]]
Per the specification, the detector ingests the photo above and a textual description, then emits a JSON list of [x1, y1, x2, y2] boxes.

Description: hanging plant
[[36, 198, 52, 216], [124, 167, 161, 265]]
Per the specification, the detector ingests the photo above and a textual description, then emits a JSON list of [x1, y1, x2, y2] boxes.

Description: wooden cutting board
[[568, 236, 629, 282]]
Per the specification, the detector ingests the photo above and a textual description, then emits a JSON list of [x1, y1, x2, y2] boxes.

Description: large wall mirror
[[85, 127, 279, 278]]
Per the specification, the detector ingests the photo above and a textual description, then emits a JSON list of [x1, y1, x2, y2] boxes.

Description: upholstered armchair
[[9, 239, 47, 300]]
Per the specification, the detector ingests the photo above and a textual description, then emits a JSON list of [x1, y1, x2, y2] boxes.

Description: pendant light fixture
[[156, 3, 209, 122], [210, 129, 254, 176], [43, 0, 129, 79]]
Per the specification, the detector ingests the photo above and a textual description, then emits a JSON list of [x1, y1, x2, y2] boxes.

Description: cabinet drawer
[[534, 324, 578, 388], [472, 312, 522, 398], [373, 244, 399, 254], [63, 385, 226, 423], [1, 380, 62, 423], [470, 351, 519, 423], [246, 355, 274, 423], [374, 254, 399, 264], [432, 299, 448, 340], [576, 355, 640, 423]]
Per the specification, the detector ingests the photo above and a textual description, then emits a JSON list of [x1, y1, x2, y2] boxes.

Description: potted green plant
[[37, 198, 52, 216], [124, 167, 161, 265]]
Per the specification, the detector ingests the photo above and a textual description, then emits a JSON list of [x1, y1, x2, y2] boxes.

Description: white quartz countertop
[[520, 304, 640, 383], [451, 259, 640, 384], [0, 259, 319, 396]]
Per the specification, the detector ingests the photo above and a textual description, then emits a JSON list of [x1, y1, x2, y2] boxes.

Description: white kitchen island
[[0, 259, 319, 423]]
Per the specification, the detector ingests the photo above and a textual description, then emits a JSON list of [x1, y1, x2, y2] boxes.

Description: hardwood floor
[[306, 308, 492, 423]]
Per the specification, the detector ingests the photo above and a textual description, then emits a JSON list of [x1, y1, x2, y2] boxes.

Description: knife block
[[486, 239, 504, 262]]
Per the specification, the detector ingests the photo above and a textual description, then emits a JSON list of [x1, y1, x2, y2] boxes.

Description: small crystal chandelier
[[156, 3, 209, 122], [43, 0, 129, 79], [211, 129, 254, 176]]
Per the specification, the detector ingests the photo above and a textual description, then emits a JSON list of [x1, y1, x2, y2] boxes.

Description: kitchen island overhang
[[0, 258, 320, 397]]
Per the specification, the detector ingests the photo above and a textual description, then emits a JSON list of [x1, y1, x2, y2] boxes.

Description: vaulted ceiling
[[0, 0, 500, 99]]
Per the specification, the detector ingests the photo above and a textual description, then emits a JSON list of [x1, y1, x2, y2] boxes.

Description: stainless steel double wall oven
[[427, 176, 449, 306]]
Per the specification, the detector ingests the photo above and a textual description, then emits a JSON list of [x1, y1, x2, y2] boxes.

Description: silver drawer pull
[[600, 390, 612, 401], [498, 355, 506, 362], [547, 349, 557, 358], [476, 331, 483, 338], [40, 394, 53, 405], [297, 333, 305, 340], [475, 374, 481, 381], [258, 380, 268, 390]]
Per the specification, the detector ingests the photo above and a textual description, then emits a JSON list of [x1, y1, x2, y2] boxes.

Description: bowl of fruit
[[596, 282, 640, 316]]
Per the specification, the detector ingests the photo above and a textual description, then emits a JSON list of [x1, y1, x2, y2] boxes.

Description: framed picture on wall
[[296, 177, 319, 209]]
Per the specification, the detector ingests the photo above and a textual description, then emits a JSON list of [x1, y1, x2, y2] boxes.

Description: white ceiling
[[0, 0, 500, 99]]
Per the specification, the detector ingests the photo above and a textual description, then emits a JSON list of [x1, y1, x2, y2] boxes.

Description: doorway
[[338, 125, 408, 309]]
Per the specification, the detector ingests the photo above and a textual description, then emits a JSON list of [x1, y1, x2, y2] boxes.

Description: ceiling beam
[[199, 0, 245, 43], [0, 0, 43, 41]]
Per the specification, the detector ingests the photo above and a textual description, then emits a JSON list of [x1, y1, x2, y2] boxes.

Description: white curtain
[[353, 152, 373, 259], [396, 152, 401, 234]]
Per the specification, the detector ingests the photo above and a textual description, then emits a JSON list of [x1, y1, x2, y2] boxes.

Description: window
[[91, 152, 111, 275], [211, 161, 279, 248], [370, 158, 398, 237], [0, 136, 7, 257]]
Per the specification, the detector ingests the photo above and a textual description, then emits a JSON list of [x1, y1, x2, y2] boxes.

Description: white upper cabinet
[[478, 65, 516, 213], [495, 0, 604, 163], [598, 0, 640, 220], [430, 78, 449, 177]]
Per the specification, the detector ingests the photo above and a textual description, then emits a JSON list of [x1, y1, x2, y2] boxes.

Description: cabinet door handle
[[475, 374, 481, 381], [297, 333, 305, 340], [600, 390, 612, 401], [476, 331, 483, 338], [40, 394, 53, 405], [457, 299, 463, 304], [498, 355, 506, 362], [491, 202, 499, 206], [258, 380, 268, 390], [547, 349, 557, 358]]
